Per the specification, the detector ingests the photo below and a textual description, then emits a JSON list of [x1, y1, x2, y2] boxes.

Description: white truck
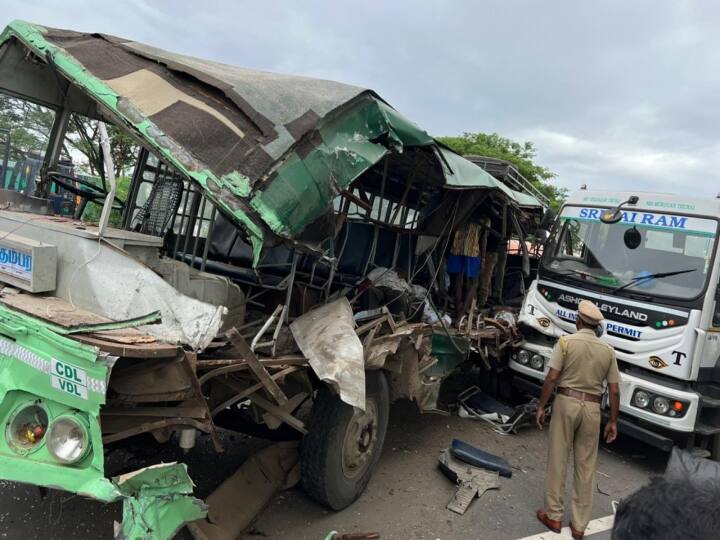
[[510, 190, 720, 458]]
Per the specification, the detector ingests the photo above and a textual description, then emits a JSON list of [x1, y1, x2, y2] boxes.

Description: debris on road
[[325, 532, 381, 540], [438, 448, 500, 514], [457, 386, 545, 435], [450, 439, 513, 478], [112, 462, 207, 540], [596, 482, 611, 496]]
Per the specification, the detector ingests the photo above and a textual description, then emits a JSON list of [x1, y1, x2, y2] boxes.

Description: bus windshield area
[[542, 205, 718, 301]]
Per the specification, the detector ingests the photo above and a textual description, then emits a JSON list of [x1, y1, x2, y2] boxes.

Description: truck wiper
[[556, 268, 598, 281], [612, 268, 696, 293], [554, 268, 618, 286]]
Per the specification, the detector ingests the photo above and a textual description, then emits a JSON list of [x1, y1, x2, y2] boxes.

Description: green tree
[[64, 115, 138, 182], [0, 94, 55, 161], [438, 132, 567, 210], [0, 93, 137, 223], [1, 94, 138, 181]]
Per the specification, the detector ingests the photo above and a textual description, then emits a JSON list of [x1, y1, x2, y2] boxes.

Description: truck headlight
[[652, 396, 670, 415], [46, 415, 89, 464], [517, 350, 530, 365], [633, 390, 650, 409], [530, 354, 544, 370], [6, 403, 48, 454], [631, 389, 688, 418]]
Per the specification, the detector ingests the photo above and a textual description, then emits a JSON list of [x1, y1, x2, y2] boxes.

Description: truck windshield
[[542, 205, 718, 300]]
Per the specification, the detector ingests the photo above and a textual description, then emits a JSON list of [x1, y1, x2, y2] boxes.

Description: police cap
[[578, 300, 604, 325]]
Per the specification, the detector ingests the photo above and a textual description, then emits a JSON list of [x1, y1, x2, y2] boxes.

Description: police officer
[[535, 300, 621, 540]]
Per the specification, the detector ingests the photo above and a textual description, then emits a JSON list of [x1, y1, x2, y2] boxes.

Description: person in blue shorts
[[448, 220, 482, 319]]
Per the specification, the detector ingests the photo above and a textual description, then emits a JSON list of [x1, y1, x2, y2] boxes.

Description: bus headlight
[[46, 415, 89, 464], [530, 354, 544, 370], [6, 403, 48, 454], [517, 350, 530, 365]]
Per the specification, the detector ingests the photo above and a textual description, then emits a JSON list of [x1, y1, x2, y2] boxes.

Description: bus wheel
[[300, 370, 389, 510]]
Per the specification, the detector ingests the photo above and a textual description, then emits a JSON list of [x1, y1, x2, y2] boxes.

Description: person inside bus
[[447, 218, 483, 319], [478, 210, 505, 308]]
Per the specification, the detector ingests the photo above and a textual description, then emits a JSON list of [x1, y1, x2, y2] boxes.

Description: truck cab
[[511, 190, 720, 457]]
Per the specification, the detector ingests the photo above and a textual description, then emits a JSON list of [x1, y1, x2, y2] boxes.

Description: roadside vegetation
[[439, 132, 566, 210]]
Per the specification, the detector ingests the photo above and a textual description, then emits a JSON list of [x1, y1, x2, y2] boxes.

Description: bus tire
[[300, 370, 390, 510]]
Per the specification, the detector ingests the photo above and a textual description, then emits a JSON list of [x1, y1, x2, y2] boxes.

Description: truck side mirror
[[600, 196, 640, 224]]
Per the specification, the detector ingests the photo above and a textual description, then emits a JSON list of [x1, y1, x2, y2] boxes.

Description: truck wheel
[[300, 370, 389, 510]]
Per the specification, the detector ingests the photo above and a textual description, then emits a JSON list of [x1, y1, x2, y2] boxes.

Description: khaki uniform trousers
[[478, 251, 499, 307], [544, 394, 601, 531]]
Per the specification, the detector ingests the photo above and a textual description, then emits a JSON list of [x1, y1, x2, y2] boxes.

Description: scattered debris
[[438, 449, 500, 514], [326, 533, 381, 540], [457, 386, 545, 434], [112, 463, 207, 540], [290, 298, 365, 410], [450, 439, 513, 478], [596, 482, 611, 496]]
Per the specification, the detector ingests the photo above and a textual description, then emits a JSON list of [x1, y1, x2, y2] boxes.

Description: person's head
[[576, 299, 603, 331], [612, 476, 720, 540]]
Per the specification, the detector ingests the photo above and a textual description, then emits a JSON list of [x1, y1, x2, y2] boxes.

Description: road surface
[[0, 401, 666, 539]]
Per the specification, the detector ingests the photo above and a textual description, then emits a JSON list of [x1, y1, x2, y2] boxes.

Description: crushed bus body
[[0, 20, 544, 539]]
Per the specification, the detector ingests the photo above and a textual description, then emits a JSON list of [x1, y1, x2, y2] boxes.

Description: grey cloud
[[3, 1, 720, 197]]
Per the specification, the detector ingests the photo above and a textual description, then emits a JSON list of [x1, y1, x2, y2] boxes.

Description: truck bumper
[[603, 412, 674, 451], [511, 340, 700, 434], [511, 375, 676, 451], [617, 370, 699, 433]]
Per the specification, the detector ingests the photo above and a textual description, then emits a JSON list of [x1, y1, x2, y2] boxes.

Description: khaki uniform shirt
[[548, 328, 621, 395]]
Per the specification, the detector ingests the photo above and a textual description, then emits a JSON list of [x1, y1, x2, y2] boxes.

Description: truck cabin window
[[543, 206, 717, 300], [556, 219, 588, 259]]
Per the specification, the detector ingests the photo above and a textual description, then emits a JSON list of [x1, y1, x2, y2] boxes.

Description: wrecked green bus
[[0, 21, 544, 539]]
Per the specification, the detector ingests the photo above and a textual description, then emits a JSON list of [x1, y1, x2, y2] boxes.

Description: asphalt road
[[0, 401, 666, 540]]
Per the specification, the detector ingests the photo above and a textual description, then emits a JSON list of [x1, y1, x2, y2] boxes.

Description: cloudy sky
[[3, 1, 719, 196]]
